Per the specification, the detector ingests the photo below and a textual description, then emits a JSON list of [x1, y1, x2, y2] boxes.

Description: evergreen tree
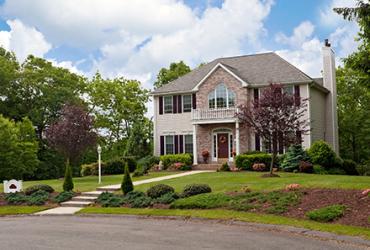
[[63, 161, 74, 191], [121, 164, 134, 195], [281, 144, 310, 172]]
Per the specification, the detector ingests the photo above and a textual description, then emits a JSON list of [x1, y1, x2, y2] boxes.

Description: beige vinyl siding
[[310, 87, 326, 143]]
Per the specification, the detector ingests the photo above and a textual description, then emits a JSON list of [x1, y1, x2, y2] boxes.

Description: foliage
[[27, 190, 49, 205], [124, 120, 152, 159], [63, 164, 74, 191], [153, 192, 179, 204], [121, 164, 133, 195], [281, 144, 310, 172], [81, 162, 100, 176], [0, 116, 39, 181], [53, 191, 74, 203], [104, 160, 125, 175], [313, 165, 328, 175], [219, 162, 231, 172], [356, 162, 370, 176], [122, 157, 137, 173], [299, 161, 314, 173], [327, 168, 346, 175], [308, 140, 337, 169], [341, 159, 359, 175], [170, 193, 231, 209], [24, 184, 54, 195], [235, 153, 271, 170], [121, 191, 152, 208], [147, 184, 175, 198], [97, 192, 115, 204], [181, 184, 212, 198], [154, 61, 191, 89], [236, 84, 309, 174], [101, 196, 125, 207], [306, 205, 346, 222], [160, 154, 192, 169], [137, 155, 160, 173], [5, 193, 28, 205]]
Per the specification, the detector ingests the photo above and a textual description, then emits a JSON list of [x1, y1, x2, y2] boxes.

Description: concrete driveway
[[0, 216, 368, 250]]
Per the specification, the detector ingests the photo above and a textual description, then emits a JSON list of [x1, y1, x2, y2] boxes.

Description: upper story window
[[164, 96, 173, 114], [208, 84, 236, 109], [182, 95, 192, 112]]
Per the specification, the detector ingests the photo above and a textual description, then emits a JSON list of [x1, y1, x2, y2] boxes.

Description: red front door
[[217, 133, 229, 158]]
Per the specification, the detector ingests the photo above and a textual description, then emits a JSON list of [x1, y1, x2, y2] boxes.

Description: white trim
[[193, 125, 198, 165], [164, 135, 175, 155], [208, 83, 236, 109], [163, 95, 173, 114], [211, 128, 233, 162], [235, 121, 240, 155], [307, 84, 312, 148], [192, 118, 237, 125], [183, 134, 193, 154], [192, 63, 248, 91], [182, 94, 192, 113], [153, 96, 157, 156]]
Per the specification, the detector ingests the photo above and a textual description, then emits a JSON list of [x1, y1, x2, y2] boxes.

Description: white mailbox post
[[3, 179, 23, 193]]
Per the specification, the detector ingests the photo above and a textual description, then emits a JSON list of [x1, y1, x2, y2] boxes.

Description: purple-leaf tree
[[45, 104, 97, 168], [236, 84, 309, 176]]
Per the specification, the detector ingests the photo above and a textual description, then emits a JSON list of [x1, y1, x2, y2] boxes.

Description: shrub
[[179, 165, 192, 171], [308, 140, 336, 169], [160, 154, 192, 169], [104, 160, 124, 175], [27, 190, 49, 205], [327, 168, 346, 175], [356, 162, 370, 176], [341, 159, 358, 175], [121, 164, 134, 195], [170, 193, 230, 209], [137, 155, 160, 173], [235, 153, 271, 170], [63, 164, 74, 191], [97, 192, 116, 204], [132, 169, 144, 177], [53, 191, 74, 203], [252, 163, 266, 171], [306, 205, 346, 222], [219, 162, 230, 172], [153, 192, 179, 204], [5, 193, 28, 205], [147, 184, 174, 198], [122, 191, 152, 208], [122, 156, 137, 173], [101, 196, 125, 207], [24, 184, 54, 195], [182, 184, 212, 198], [281, 144, 310, 172], [313, 164, 327, 174], [299, 161, 313, 173]]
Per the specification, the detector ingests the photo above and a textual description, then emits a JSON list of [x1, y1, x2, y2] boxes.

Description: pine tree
[[281, 144, 310, 172], [63, 160, 74, 191], [121, 164, 133, 195]]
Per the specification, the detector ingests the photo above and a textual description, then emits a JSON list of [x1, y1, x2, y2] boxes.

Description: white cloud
[[0, 19, 51, 61], [275, 21, 315, 48], [319, 0, 356, 27], [48, 59, 84, 75]]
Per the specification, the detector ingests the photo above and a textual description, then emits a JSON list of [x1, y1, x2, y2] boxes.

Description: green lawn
[[0, 206, 49, 215], [0, 171, 177, 193], [134, 172, 370, 193], [79, 207, 370, 240]]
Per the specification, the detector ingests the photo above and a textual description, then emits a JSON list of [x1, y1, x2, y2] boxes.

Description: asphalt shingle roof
[[152, 52, 324, 94]]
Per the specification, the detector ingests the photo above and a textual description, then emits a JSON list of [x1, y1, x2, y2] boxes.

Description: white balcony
[[192, 108, 238, 124]]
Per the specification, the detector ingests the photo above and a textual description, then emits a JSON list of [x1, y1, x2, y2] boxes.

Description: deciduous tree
[[154, 61, 191, 89]]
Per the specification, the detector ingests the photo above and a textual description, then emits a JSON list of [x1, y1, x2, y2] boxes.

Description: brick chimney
[[322, 39, 339, 154]]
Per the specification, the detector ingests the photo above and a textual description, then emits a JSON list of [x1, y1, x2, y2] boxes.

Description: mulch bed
[[284, 188, 370, 228]]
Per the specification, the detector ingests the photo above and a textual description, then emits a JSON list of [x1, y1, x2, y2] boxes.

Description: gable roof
[[151, 52, 327, 95]]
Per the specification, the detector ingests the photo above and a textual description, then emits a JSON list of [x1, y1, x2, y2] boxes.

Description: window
[[164, 96, 173, 114], [183, 95, 192, 112], [283, 86, 294, 95], [165, 135, 174, 154], [208, 84, 236, 109], [184, 134, 193, 153]]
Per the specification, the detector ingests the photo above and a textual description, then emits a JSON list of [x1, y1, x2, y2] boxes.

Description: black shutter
[[159, 96, 163, 115], [179, 135, 184, 153], [254, 89, 259, 107], [173, 95, 177, 113], [177, 95, 182, 113], [160, 136, 164, 155], [174, 135, 179, 154], [192, 93, 196, 109], [294, 85, 300, 106], [255, 134, 260, 151]]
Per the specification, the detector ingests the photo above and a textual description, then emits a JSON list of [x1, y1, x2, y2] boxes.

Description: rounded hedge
[[24, 184, 54, 195], [147, 184, 174, 198], [308, 140, 336, 169], [182, 184, 212, 197]]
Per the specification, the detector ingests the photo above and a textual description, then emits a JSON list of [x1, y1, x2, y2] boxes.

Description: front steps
[[60, 190, 106, 208], [192, 164, 221, 170]]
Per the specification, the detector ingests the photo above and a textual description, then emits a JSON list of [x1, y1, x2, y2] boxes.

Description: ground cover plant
[[306, 205, 346, 222]]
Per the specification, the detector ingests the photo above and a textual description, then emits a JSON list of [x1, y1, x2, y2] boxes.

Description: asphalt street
[[0, 215, 368, 250]]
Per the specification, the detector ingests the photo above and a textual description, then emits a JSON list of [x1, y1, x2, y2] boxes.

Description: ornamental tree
[[45, 104, 97, 189], [236, 84, 309, 176]]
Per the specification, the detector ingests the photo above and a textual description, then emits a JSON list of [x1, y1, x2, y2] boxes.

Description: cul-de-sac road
[[0, 215, 368, 250]]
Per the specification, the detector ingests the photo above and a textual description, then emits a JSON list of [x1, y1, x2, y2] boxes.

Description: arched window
[[208, 84, 236, 109]]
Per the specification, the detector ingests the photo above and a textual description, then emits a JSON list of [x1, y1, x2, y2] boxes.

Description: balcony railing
[[192, 108, 237, 121]]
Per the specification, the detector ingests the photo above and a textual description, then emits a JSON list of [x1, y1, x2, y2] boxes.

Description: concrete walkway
[[36, 170, 212, 215]]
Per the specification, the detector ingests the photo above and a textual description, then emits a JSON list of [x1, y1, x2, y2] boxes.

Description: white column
[[236, 120, 240, 155], [193, 124, 198, 165]]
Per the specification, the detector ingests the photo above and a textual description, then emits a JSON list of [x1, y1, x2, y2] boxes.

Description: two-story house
[[151, 40, 339, 166]]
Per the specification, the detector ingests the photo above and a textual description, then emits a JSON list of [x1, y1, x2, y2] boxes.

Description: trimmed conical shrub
[[63, 164, 74, 191], [121, 163, 133, 195]]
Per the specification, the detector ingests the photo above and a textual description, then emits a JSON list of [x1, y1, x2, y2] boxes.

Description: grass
[[0, 206, 49, 215], [0, 171, 178, 193], [78, 207, 370, 240], [134, 172, 370, 193]]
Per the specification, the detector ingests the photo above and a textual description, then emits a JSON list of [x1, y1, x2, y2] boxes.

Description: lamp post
[[97, 144, 102, 184]]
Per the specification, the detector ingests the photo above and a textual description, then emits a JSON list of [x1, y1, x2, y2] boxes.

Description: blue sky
[[0, 0, 358, 84]]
